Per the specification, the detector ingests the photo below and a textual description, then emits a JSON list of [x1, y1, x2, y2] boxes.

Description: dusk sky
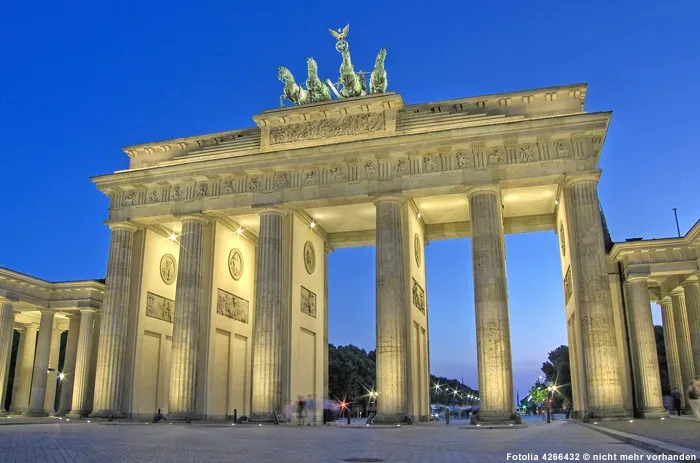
[[2, 0, 699, 398]]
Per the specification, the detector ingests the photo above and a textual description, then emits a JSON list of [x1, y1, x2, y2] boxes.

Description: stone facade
[[3, 83, 694, 424]]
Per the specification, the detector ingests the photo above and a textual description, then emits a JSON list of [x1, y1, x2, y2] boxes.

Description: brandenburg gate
[[3, 27, 697, 424]]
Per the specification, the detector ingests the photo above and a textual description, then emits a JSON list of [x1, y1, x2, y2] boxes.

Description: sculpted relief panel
[[216, 288, 250, 323], [146, 292, 174, 323], [269, 112, 386, 145], [412, 278, 426, 315], [301, 286, 317, 318]]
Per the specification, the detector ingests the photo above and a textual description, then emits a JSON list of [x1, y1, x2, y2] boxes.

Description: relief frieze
[[301, 286, 317, 318], [146, 292, 174, 323], [269, 112, 386, 145], [216, 288, 250, 323]]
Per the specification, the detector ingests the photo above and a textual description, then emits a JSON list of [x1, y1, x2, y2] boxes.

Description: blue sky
[[2, 0, 699, 398]]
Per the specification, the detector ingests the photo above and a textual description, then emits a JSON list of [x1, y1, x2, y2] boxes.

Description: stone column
[[251, 209, 286, 421], [11, 324, 38, 413], [44, 328, 63, 414], [91, 223, 137, 418], [373, 196, 409, 423], [58, 314, 81, 416], [670, 288, 695, 412], [467, 186, 514, 423], [168, 215, 207, 419], [681, 278, 700, 376], [659, 297, 684, 406], [323, 246, 331, 408], [69, 309, 96, 417], [0, 301, 17, 409], [564, 174, 627, 419], [624, 277, 667, 417], [25, 310, 55, 417]]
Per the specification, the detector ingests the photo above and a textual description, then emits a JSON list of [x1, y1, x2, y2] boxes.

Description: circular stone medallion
[[304, 241, 316, 275], [160, 254, 177, 285], [228, 249, 244, 281], [414, 233, 422, 268], [559, 221, 566, 257]]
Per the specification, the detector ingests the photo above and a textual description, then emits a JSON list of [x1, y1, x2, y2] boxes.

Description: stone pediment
[[253, 92, 404, 152]]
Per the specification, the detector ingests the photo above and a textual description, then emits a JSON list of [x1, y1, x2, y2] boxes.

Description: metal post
[[673, 208, 681, 237]]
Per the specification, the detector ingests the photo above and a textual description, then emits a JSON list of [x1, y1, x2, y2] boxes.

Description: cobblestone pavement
[[597, 416, 700, 451], [0, 418, 655, 463]]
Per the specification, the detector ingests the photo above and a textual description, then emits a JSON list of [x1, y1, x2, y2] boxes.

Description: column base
[[637, 407, 669, 419], [23, 410, 49, 417], [248, 412, 282, 423], [166, 412, 200, 421], [584, 406, 630, 421], [67, 410, 90, 419], [89, 409, 125, 419], [371, 413, 408, 424], [473, 411, 519, 425]]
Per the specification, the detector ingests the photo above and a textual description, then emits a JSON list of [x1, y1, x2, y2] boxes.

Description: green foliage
[[328, 344, 376, 404], [540, 345, 571, 409], [429, 375, 478, 405]]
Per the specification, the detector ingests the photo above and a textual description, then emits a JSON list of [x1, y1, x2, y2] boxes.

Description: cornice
[[92, 111, 610, 192], [609, 219, 700, 261]]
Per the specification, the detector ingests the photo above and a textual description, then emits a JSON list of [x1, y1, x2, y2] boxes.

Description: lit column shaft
[[69, 309, 96, 417], [58, 314, 81, 415], [670, 289, 695, 412], [564, 174, 626, 418], [251, 209, 285, 420], [624, 277, 667, 417], [91, 223, 136, 418], [468, 186, 514, 422], [25, 310, 55, 417], [43, 328, 63, 413], [169, 215, 207, 418], [11, 324, 38, 412], [0, 302, 16, 407], [660, 298, 684, 406], [374, 196, 408, 422], [681, 279, 700, 375]]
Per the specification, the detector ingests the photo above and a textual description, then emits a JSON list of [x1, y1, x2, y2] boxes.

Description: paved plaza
[[0, 418, 667, 463]]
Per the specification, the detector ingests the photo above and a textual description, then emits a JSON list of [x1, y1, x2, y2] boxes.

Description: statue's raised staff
[[278, 66, 311, 107], [329, 24, 365, 99]]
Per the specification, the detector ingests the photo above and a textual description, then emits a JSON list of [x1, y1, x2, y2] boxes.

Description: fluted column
[[681, 278, 700, 375], [467, 186, 514, 423], [251, 209, 286, 421], [168, 215, 207, 419], [670, 288, 695, 412], [0, 301, 17, 408], [373, 196, 409, 423], [624, 277, 667, 417], [660, 297, 684, 406], [11, 324, 38, 413], [57, 314, 81, 415], [25, 310, 55, 417], [323, 246, 331, 406], [69, 309, 95, 417], [91, 223, 137, 418], [44, 328, 63, 413], [564, 174, 626, 419]]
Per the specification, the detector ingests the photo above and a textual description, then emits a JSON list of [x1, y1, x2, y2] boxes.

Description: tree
[[654, 325, 670, 396], [328, 344, 376, 406], [429, 375, 478, 406], [541, 345, 572, 409]]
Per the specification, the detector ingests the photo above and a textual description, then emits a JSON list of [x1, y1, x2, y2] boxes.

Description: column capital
[[256, 207, 289, 217], [22, 323, 40, 331], [324, 243, 334, 254], [372, 194, 405, 205], [105, 221, 138, 232], [175, 213, 209, 224], [79, 308, 96, 314], [39, 308, 55, 315], [670, 287, 686, 297], [660, 296, 673, 306], [680, 277, 700, 289], [626, 275, 649, 284], [465, 184, 500, 198], [563, 171, 602, 188]]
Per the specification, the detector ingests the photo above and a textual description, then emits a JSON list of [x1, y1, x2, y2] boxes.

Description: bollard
[[233, 409, 237, 424], [347, 412, 351, 425]]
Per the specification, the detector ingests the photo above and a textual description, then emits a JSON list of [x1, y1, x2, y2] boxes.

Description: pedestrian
[[296, 395, 306, 426], [445, 406, 450, 425], [671, 388, 682, 416], [307, 394, 316, 426]]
